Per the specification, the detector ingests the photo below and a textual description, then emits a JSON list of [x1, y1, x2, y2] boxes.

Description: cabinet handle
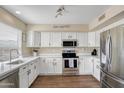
[[34, 65, 36, 69], [43, 59, 45, 63], [23, 67, 26, 69], [27, 71, 29, 75], [29, 69, 31, 74], [78, 61, 81, 65], [27, 70, 31, 75], [68, 35, 72, 38], [96, 65, 100, 69]]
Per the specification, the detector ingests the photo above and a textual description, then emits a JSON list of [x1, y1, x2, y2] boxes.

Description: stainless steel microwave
[[62, 40, 77, 47]]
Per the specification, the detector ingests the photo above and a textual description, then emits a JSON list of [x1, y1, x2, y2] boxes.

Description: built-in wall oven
[[62, 50, 79, 75]]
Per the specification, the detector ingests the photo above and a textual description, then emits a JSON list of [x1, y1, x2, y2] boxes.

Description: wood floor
[[30, 75, 100, 88]]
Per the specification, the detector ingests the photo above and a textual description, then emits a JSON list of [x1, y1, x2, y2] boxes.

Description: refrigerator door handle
[[109, 36, 112, 66], [101, 70, 124, 85]]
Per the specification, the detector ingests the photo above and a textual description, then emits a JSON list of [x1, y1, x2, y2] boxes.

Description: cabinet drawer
[[19, 65, 29, 74]]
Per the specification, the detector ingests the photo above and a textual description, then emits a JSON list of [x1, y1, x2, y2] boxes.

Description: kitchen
[[0, 5, 124, 88]]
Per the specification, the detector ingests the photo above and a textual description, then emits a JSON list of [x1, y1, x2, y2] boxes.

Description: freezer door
[[100, 31, 110, 72], [108, 25, 124, 79]]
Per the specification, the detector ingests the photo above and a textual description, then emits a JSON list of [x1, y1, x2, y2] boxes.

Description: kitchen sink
[[6, 60, 24, 65]]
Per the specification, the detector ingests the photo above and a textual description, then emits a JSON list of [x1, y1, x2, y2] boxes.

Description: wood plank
[[30, 75, 100, 88]]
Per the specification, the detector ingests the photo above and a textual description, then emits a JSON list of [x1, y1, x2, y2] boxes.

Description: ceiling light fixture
[[15, 11, 21, 14], [55, 5, 68, 18]]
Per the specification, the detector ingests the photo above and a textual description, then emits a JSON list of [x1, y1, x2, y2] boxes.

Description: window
[[0, 22, 22, 62]]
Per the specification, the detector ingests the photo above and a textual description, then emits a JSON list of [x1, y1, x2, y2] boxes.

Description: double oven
[[62, 49, 79, 75]]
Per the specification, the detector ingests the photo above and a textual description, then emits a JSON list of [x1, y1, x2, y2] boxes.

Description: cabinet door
[[33, 31, 41, 47], [95, 31, 100, 47], [33, 62, 38, 80], [47, 58, 54, 74], [19, 65, 29, 88], [54, 58, 62, 74], [77, 32, 88, 47], [79, 58, 84, 75], [50, 32, 62, 47], [28, 62, 35, 86], [19, 72, 29, 88], [62, 32, 77, 39], [26, 31, 33, 47], [88, 32, 96, 47], [26, 31, 41, 47], [36, 58, 40, 76], [41, 32, 50, 47], [40, 58, 48, 74], [93, 59, 100, 81], [84, 57, 93, 74]]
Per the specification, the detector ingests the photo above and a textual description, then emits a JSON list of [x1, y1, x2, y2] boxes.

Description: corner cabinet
[[26, 31, 33, 47], [26, 31, 41, 47]]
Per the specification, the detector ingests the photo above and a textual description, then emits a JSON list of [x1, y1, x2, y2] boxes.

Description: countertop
[[0, 56, 39, 78], [0, 53, 100, 78]]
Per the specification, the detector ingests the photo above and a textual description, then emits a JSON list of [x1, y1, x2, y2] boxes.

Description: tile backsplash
[[33, 47, 100, 56]]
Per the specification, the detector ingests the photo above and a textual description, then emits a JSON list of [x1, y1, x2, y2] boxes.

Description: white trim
[[97, 18, 124, 33]]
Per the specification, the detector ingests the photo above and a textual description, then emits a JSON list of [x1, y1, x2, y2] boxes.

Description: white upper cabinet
[[95, 31, 100, 47], [50, 32, 62, 47], [26, 31, 33, 47], [33, 31, 41, 47], [77, 32, 88, 47], [27, 31, 41, 47], [62, 32, 77, 40], [26, 31, 100, 48], [41, 32, 50, 47], [88, 32, 96, 47]]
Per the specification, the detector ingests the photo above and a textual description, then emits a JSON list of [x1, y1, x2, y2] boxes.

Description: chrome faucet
[[10, 49, 20, 63]]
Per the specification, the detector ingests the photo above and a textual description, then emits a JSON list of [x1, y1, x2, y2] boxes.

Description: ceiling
[[1, 5, 110, 24]]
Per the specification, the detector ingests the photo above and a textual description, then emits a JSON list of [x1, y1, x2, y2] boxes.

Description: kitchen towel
[[69, 59, 74, 68]]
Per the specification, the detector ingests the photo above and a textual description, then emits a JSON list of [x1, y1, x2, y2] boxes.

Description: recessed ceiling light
[[15, 11, 21, 14]]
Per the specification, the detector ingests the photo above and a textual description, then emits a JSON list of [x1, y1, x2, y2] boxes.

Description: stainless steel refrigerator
[[100, 24, 124, 88]]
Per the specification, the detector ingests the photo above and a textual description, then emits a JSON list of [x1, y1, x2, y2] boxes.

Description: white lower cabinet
[[19, 58, 40, 88], [84, 57, 94, 74], [93, 58, 100, 81], [47, 58, 54, 74], [79, 58, 84, 75], [40, 57, 62, 75], [53, 58, 62, 74], [19, 65, 29, 88], [28, 62, 35, 86], [79, 56, 100, 81], [79, 56, 94, 75], [40, 58, 49, 74]]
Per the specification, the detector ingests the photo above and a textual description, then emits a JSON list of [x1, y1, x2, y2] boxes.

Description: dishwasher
[[0, 69, 19, 88]]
